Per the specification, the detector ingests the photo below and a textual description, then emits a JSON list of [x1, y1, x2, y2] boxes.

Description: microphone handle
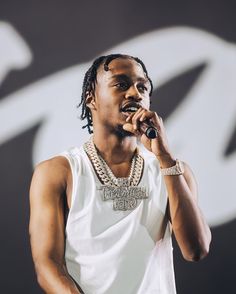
[[139, 121, 158, 139]]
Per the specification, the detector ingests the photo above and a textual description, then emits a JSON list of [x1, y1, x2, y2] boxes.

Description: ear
[[85, 91, 96, 110]]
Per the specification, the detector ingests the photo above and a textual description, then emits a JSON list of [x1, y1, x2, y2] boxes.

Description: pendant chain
[[83, 137, 144, 187], [83, 137, 148, 211]]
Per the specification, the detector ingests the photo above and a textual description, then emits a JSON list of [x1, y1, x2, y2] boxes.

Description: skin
[[29, 57, 212, 294]]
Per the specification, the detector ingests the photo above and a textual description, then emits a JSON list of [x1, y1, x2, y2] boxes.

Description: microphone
[[139, 121, 158, 139]]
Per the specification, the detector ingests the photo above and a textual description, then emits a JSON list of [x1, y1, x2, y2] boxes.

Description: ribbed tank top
[[60, 146, 176, 294]]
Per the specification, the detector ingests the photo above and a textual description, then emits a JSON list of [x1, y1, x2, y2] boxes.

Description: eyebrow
[[109, 74, 149, 83]]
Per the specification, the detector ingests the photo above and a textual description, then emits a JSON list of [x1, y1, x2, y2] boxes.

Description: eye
[[115, 82, 129, 90], [137, 84, 148, 92]]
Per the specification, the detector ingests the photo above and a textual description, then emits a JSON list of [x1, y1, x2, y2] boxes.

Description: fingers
[[132, 108, 145, 130], [123, 109, 143, 135], [126, 109, 145, 130], [126, 108, 158, 130], [122, 122, 141, 136], [125, 108, 140, 130]]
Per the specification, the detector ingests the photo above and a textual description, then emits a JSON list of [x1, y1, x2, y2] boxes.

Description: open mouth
[[120, 104, 140, 116]]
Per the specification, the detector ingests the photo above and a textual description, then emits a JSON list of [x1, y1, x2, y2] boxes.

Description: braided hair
[[78, 53, 153, 134]]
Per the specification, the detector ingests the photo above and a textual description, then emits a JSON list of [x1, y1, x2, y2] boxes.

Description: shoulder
[[35, 155, 70, 176], [32, 155, 71, 193]]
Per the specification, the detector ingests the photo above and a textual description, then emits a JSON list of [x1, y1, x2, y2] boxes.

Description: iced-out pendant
[[100, 185, 148, 211]]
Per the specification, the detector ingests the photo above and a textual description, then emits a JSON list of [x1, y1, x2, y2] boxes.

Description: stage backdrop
[[0, 0, 235, 293]]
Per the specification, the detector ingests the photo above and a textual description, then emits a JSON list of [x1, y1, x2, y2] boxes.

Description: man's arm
[[123, 108, 212, 262], [29, 157, 82, 294], [157, 155, 212, 262]]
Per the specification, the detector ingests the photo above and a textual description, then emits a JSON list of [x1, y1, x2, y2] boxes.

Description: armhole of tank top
[[164, 197, 173, 233], [59, 150, 79, 210]]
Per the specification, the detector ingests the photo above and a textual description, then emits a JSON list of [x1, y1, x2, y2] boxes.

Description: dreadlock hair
[[78, 53, 154, 134]]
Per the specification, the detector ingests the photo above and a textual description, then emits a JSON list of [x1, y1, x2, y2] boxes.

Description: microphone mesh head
[[146, 128, 158, 139]]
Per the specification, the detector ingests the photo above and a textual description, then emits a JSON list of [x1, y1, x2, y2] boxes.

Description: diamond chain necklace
[[83, 137, 148, 211]]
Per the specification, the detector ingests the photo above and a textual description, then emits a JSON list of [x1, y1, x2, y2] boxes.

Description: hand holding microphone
[[122, 106, 172, 159], [122, 105, 159, 139]]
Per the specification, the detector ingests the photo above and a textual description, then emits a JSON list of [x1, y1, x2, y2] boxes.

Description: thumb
[[122, 123, 140, 135]]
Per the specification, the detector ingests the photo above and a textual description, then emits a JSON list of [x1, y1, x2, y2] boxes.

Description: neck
[[92, 129, 138, 165]]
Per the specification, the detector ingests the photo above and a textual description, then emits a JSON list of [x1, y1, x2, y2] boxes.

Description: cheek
[[97, 93, 121, 111], [96, 98, 120, 116], [143, 97, 151, 109]]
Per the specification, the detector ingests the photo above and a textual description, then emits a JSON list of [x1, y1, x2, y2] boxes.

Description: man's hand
[[122, 107, 173, 162]]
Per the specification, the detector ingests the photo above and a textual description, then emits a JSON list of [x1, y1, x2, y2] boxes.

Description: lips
[[120, 103, 142, 113]]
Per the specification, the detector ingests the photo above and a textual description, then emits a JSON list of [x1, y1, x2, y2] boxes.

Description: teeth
[[122, 106, 138, 112]]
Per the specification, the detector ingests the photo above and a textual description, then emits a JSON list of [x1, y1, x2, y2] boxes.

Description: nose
[[125, 85, 142, 101]]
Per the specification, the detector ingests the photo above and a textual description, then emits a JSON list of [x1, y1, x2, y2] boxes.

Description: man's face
[[90, 57, 151, 133]]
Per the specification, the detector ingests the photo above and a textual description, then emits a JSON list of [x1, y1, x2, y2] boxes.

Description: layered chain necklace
[[83, 137, 148, 211]]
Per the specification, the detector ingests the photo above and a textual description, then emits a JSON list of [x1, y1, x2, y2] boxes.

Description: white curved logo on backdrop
[[0, 22, 235, 227]]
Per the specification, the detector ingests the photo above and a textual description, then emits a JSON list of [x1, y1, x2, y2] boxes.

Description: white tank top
[[60, 146, 176, 294]]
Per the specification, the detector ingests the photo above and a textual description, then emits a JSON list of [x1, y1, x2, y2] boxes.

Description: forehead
[[96, 58, 147, 83]]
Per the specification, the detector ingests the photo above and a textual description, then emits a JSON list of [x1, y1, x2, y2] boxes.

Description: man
[[29, 54, 211, 294]]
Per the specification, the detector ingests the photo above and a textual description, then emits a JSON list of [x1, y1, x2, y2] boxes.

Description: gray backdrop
[[0, 0, 235, 293]]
